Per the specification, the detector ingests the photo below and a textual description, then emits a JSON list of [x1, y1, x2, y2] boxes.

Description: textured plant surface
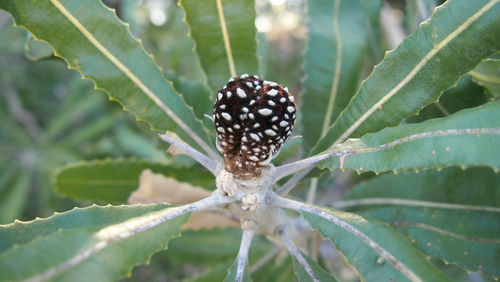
[[0, 0, 499, 281]]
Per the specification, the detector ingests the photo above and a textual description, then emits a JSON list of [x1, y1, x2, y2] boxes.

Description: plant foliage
[[0, 0, 499, 281]]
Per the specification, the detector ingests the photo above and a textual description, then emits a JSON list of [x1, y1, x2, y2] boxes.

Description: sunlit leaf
[[319, 101, 500, 173], [313, 0, 500, 154]]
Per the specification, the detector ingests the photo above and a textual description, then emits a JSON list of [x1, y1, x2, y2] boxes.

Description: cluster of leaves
[[0, 0, 499, 281], [0, 11, 177, 224]]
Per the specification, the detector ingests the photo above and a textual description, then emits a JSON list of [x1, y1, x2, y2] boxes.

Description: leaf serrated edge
[[334, 127, 500, 175], [312, 0, 500, 154], [387, 222, 500, 277], [1, 203, 161, 228], [120, 226, 184, 279], [7, 0, 218, 161], [98, 1, 217, 156], [0, 204, 183, 281]]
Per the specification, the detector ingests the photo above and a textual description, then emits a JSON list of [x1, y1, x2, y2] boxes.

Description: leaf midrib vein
[[216, 0, 236, 77], [390, 222, 500, 243], [333, 0, 500, 146], [48, 0, 218, 160], [334, 197, 500, 213]]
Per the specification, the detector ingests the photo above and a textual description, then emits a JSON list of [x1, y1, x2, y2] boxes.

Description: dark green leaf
[[407, 75, 490, 123], [180, 0, 259, 91], [292, 253, 337, 281], [469, 58, 500, 97], [55, 158, 214, 203], [301, 204, 448, 281], [339, 167, 500, 277], [301, 0, 380, 154]]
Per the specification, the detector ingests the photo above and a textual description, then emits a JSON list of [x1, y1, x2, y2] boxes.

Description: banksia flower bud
[[213, 74, 296, 179]]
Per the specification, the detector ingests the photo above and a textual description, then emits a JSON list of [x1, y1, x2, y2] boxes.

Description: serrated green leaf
[[55, 158, 214, 203], [319, 102, 500, 174], [0, 0, 216, 156], [313, 0, 500, 154], [469, 58, 500, 97], [339, 167, 500, 277], [291, 253, 337, 282], [0, 204, 189, 281], [301, 0, 380, 154], [0, 204, 164, 253], [301, 204, 448, 281], [180, 0, 259, 92]]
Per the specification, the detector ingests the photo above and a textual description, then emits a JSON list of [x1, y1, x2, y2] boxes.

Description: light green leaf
[[469, 58, 500, 97], [338, 167, 500, 277], [0, 0, 216, 157], [0, 204, 188, 281], [224, 259, 252, 282], [319, 102, 500, 174], [55, 158, 214, 203], [300, 204, 448, 281], [301, 0, 380, 154], [313, 0, 500, 154], [180, 0, 259, 92], [292, 253, 337, 282]]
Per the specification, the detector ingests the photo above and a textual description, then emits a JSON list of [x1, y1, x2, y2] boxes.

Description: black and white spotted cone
[[213, 74, 296, 179]]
